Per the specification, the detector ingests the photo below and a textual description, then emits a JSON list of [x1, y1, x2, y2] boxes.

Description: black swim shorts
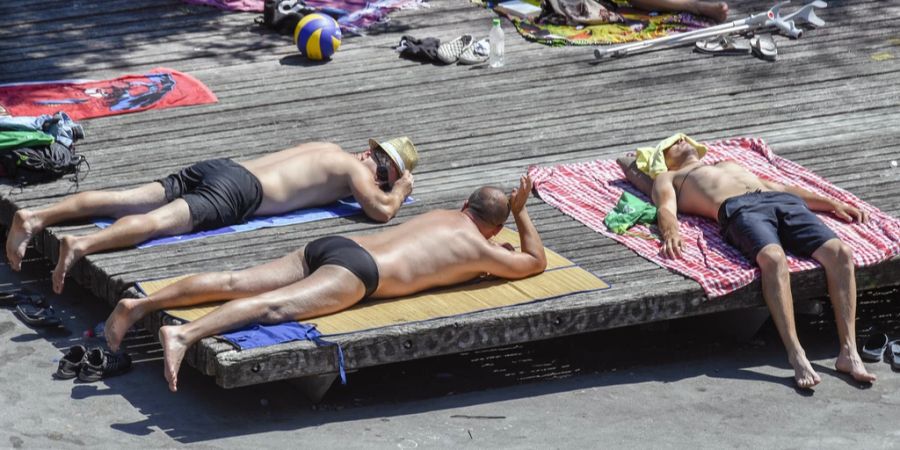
[[717, 191, 837, 261], [304, 236, 379, 298], [157, 158, 263, 230]]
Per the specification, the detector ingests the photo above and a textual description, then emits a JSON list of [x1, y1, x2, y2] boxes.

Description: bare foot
[[6, 209, 40, 271], [789, 352, 821, 389], [52, 235, 83, 294], [159, 326, 188, 393], [835, 347, 877, 384], [696, 1, 728, 23], [105, 298, 142, 352]]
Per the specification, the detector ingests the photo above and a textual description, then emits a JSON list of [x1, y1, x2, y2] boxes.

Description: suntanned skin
[[6, 142, 414, 294], [631, 0, 729, 23], [103, 176, 546, 392], [652, 139, 875, 389]]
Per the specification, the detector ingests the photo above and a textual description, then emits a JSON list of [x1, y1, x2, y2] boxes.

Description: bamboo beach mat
[[137, 228, 609, 336]]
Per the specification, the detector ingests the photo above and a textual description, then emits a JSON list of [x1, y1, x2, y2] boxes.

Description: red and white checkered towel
[[528, 137, 900, 297]]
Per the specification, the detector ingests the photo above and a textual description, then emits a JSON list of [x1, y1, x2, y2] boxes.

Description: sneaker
[[78, 348, 132, 382], [459, 38, 490, 65], [437, 35, 474, 64], [54, 345, 87, 379]]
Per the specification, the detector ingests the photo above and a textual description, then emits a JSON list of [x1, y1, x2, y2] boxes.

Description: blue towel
[[219, 322, 347, 383], [95, 196, 414, 249]]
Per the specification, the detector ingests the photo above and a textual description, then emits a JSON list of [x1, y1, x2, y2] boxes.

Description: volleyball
[[293, 13, 342, 61]]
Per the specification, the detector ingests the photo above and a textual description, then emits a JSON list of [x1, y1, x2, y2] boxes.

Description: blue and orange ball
[[293, 13, 342, 61]]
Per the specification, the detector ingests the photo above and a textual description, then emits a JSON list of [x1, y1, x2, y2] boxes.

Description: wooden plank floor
[[2, 0, 899, 388]]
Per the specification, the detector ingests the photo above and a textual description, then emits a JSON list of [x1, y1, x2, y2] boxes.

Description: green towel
[[0, 130, 54, 151], [604, 191, 657, 234]]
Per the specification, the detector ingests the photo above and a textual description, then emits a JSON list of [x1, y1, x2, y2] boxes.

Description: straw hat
[[368, 136, 419, 173]]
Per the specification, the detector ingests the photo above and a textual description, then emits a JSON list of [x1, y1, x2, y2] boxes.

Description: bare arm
[[483, 175, 547, 279], [761, 179, 868, 223], [349, 167, 414, 223], [651, 173, 683, 258]]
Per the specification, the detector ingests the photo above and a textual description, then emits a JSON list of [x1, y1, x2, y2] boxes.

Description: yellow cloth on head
[[635, 133, 708, 179]]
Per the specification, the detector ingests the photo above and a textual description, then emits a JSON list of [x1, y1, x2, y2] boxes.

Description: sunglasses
[[373, 151, 392, 191]]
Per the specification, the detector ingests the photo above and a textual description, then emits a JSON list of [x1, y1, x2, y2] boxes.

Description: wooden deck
[[2, 0, 899, 391]]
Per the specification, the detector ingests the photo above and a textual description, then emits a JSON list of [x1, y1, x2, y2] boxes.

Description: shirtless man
[[6, 137, 419, 294], [652, 137, 875, 388], [103, 176, 546, 392], [552, 0, 729, 24], [630, 0, 728, 23]]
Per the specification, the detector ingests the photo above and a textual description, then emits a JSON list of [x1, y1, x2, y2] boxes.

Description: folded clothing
[[529, 137, 900, 297]]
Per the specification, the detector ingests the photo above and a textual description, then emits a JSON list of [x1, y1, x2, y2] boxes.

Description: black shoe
[[54, 345, 87, 379], [78, 348, 132, 382]]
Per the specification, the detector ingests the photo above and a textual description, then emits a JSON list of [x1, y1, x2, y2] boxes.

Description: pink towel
[[528, 137, 900, 297], [181, 0, 264, 12]]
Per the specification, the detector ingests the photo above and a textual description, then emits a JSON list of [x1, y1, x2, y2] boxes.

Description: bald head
[[466, 186, 510, 227]]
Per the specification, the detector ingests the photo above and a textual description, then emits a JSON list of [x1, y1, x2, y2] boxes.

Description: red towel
[[0, 68, 217, 121], [529, 137, 900, 297]]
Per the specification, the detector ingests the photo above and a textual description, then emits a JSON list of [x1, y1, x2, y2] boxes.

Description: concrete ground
[[1, 250, 899, 449]]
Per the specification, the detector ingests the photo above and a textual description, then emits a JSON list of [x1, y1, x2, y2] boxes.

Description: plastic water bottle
[[489, 18, 505, 68], [884, 160, 898, 178]]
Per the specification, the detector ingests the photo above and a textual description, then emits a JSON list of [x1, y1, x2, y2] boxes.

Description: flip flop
[[889, 340, 900, 371], [750, 34, 777, 61], [860, 333, 889, 362], [0, 289, 43, 308], [15, 302, 61, 327], [694, 35, 751, 56]]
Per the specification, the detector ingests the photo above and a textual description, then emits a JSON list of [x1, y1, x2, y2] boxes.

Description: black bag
[[0, 142, 88, 185], [261, 0, 308, 35]]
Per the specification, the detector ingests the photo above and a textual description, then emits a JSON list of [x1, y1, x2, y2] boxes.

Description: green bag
[[604, 191, 657, 234], [0, 130, 54, 152]]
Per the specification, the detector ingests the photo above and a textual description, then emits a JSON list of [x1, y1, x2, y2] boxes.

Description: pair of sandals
[[695, 34, 777, 61], [55, 345, 133, 381], [436, 35, 491, 65], [860, 333, 900, 371], [1, 289, 61, 327]]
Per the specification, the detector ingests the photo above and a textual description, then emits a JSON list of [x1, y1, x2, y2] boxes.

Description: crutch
[[593, 1, 826, 59]]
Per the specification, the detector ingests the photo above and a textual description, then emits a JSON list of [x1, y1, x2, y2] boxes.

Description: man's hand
[[661, 231, 684, 259], [831, 201, 868, 224], [509, 175, 532, 215], [394, 170, 414, 196]]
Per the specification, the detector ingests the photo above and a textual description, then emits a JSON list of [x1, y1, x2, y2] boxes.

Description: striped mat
[[529, 137, 900, 297]]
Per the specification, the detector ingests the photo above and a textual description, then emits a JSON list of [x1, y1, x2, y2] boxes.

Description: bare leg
[[6, 183, 167, 271], [756, 244, 821, 388], [106, 249, 308, 351], [812, 239, 876, 384], [630, 0, 729, 22], [52, 199, 192, 294], [159, 266, 366, 392]]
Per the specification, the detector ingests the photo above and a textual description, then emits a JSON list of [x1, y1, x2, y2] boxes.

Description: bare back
[[667, 161, 770, 219], [352, 210, 510, 298], [239, 143, 360, 215]]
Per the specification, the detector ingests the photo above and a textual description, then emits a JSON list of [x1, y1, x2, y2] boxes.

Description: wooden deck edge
[[23, 221, 900, 389], [131, 255, 900, 389]]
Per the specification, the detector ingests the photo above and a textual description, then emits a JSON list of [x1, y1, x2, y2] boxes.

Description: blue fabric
[[0, 114, 50, 132], [0, 112, 83, 148], [220, 321, 347, 384], [95, 196, 414, 249]]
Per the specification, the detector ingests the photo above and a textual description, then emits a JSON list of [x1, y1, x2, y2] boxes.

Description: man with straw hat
[[7, 137, 419, 294]]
